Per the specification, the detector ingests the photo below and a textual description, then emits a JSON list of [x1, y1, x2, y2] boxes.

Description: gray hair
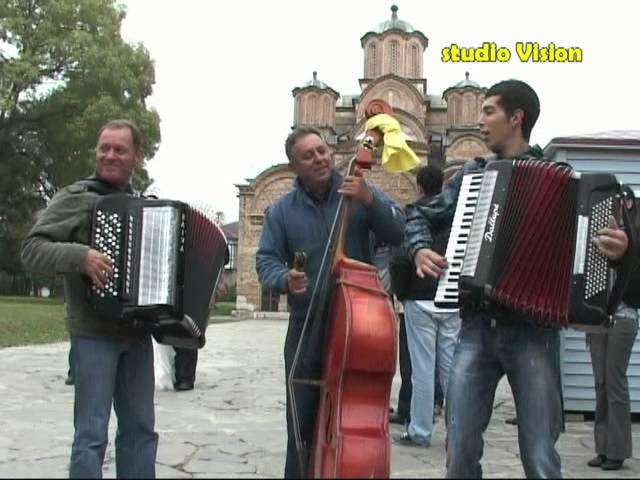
[[284, 125, 325, 163]]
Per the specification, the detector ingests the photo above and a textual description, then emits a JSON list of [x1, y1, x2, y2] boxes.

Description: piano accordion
[[435, 159, 623, 330], [89, 194, 228, 348]]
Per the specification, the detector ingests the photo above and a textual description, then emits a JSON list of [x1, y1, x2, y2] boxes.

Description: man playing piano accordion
[[404, 79, 632, 478], [21, 120, 158, 478]]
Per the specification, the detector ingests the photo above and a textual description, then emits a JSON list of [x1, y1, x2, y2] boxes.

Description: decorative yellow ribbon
[[365, 113, 421, 172]]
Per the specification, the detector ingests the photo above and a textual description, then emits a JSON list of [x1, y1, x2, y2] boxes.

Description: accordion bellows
[[89, 195, 228, 348], [435, 159, 621, 330]]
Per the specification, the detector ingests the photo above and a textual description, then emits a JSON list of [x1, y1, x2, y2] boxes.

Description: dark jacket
[[255, 171, 405, 321], [21, 177, 143, 338], [391, 198, 451, 301]]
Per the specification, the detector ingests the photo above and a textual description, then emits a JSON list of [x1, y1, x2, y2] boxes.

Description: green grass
[[0, 296, 67, 347], [0, 296, 237, 347], [210, 301, 235, 317]]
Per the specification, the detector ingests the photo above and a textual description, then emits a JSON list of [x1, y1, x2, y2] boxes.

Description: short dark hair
[[285, 125, 325, 163], [416, 165, 443, 196], [97, 119, 143, 155], [485, 79, 540, 140]]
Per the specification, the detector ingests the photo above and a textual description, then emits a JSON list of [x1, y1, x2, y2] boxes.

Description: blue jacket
[[256, 171, 405, 321]]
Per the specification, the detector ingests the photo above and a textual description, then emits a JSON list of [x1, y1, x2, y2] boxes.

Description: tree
[[0, 0, 161, 275]]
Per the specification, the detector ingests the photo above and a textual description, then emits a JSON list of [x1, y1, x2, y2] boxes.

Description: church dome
[[453, 72, 481, 89], [292, 71, 339, 97], [443, 72, 485, 99], [361, 5, 428, 49], [375, 5, 415, 33]]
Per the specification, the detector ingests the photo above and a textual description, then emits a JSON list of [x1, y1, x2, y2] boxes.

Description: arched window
[[390, 40, 400, 74], [368, 44, 378, 77], [410, 44, 420, 78]]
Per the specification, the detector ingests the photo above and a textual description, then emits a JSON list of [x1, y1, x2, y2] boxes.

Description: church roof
[[443, 72, 486, 98], [545, 130, 640, 153], [374, 5, 415, 33], [292, 71, 339, 97], [361, 5, 428, 48]]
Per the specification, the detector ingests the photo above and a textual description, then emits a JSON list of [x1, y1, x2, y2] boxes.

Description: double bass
[[288, 100, 399, 478]]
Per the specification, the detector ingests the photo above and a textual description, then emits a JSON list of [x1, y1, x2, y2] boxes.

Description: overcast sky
[[119, 0, 639, 222]]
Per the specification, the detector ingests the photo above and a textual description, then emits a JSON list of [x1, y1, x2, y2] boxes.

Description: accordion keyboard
[[91, 209, 123, 298], [584, 196, 614, 299], [434, 173, 484, 307]]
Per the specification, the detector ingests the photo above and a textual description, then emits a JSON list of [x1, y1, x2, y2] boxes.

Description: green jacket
[[21, 180, 145, 338]]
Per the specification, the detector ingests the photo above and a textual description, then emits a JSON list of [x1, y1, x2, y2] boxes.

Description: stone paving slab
[[0, 319, 638, 478]]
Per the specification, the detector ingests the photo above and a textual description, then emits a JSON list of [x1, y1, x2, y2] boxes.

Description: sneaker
[[587, 454, 606, 467], [392, 432, 430, 448]]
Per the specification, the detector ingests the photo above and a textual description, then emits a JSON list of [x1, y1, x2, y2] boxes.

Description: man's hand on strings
[[594, 215, 629, 261], [339, 166, 374, 206], [414, 248, 448, 279], [84, 248, 113, 288], [287, 269, 307, 295]]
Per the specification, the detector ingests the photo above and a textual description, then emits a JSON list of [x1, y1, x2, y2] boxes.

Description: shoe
[[174, 380, 194, 391], [601, 459, 623, 471], [64, 372, 74, 386], [389, 412, 408, 425], [505, 416, 517, 425], [392, 432, 430, 448], [587, 454, 606, 467]]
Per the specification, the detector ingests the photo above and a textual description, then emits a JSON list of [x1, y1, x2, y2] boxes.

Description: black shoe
[[64, 372, 74, 386], [587, 454, 606, 467], [601, 459, 623, 471], [389, 412, 408, 425], [174, 380, 194, 391], [392, 432, 430, 448], [505, 416, 517, 425]]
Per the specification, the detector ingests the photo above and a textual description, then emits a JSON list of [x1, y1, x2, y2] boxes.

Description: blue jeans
[[70, 335, 158, 479], [404, 300, 460, 444], [445, 316, 562, 478]]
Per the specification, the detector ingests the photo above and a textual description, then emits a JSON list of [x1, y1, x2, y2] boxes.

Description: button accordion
[[435, 159, 625, 330], [89, 194, 228, 348]]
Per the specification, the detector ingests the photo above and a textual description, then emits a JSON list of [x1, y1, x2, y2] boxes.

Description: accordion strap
[[72, 176, 138, 196]]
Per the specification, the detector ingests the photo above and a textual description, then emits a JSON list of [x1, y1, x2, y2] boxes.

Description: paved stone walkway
[[1, 319, 638, 478]]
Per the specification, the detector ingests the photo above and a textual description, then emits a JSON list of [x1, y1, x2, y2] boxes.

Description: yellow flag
[[365, 113, 420, 172]]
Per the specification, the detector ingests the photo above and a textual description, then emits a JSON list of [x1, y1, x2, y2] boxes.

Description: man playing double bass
[[256, 125, 405, 478]]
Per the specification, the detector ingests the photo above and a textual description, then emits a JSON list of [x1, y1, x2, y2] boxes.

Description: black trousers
[[284, 322, 321, 479], [397, 312, 413, 419], [174, 347, 198, 385]]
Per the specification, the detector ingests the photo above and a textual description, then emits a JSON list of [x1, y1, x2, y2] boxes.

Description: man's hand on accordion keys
[[593, 215, 630, 262], [84, 248, 114, 289], [414, 248, 448, 279]]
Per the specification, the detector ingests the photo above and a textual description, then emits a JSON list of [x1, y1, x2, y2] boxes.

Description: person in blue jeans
[[391, 165, 460, 447], [21, 120, 158, 478], [404, 79, 633, 478]]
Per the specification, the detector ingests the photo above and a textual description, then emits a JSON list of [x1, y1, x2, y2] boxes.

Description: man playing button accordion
[[21, 120, 158, 478]]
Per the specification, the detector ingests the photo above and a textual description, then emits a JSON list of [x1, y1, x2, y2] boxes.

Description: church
[[234, 5, 491, 312]]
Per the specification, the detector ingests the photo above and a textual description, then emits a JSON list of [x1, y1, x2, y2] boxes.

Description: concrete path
[[1, 319, 638, 478]]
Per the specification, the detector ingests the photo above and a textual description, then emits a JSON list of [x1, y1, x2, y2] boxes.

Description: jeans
[[70, 335, 158, 479], [445, 316, 563, 478], [404, 300, 460, 445]]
